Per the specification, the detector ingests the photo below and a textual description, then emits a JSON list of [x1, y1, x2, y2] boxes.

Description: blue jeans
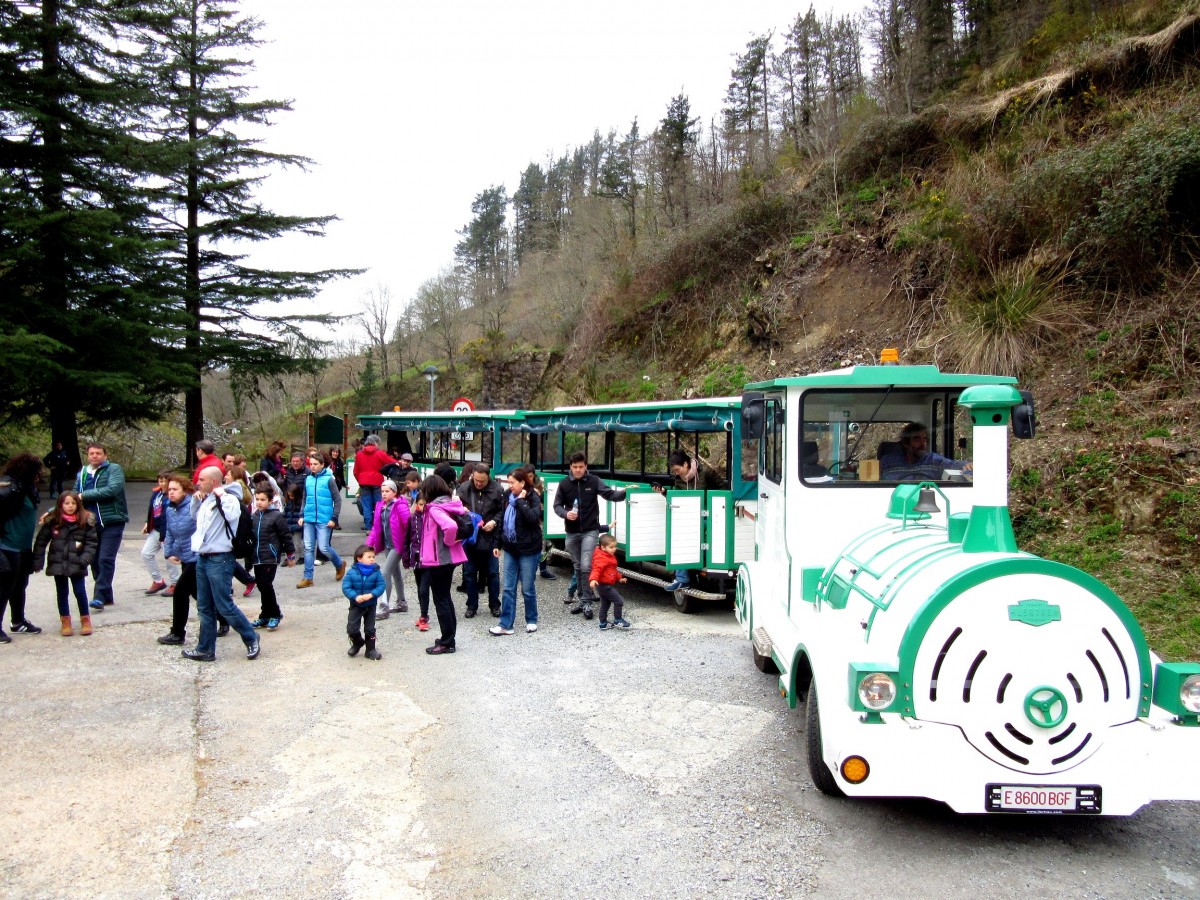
[[91, 522, 125, 605], [463, 545, 499, 612], [303, 522, 343, 579], [194, 552, 256, 655], [499, 550, 539, 630], [565, 530, 599, 603], [358, 486, 381, 530]]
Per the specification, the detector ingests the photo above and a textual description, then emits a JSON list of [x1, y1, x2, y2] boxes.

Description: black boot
[[347, 633, 365, 657], [365, 635, 381, 661]]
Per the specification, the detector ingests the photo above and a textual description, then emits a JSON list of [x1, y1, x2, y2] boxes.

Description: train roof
[[516, 396, 742, 434], [357, 409, 521, 432], [745, 364, 1018, 391]]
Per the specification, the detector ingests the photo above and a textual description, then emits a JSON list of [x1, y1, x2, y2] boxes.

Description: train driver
[[879, 422, 973, 481]]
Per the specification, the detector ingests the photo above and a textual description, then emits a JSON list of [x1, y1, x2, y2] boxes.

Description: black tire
[[753, 644, 779, 674], [673, 587, 699, 613], [805, 681, 845, 797]]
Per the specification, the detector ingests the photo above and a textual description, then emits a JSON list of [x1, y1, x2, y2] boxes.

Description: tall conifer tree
[[0, 0, 190, 466], [144, 0, 357, 459]]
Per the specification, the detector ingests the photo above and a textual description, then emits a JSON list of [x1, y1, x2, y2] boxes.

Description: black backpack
[[0, 475, 26, 525], [218, 496, 254, 557], [451, 509, 480, 544]]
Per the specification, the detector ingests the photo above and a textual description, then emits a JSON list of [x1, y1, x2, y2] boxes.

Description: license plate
[[985, 784, 1102, 814]]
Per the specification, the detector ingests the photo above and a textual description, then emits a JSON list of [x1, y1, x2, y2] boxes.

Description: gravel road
[[1, 483, 1197, 899]]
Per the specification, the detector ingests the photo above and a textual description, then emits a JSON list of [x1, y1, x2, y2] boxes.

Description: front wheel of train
[[805, 681, 845, 797]]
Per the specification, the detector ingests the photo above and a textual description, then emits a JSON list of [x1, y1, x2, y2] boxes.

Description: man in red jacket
[[191, 439, 227, 485], [352, 435, 397, 532]]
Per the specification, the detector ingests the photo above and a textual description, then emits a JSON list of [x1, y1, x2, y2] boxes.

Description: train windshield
[[799, 388, 973, 486]]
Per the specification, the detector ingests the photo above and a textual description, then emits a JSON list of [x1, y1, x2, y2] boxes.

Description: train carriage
[[736, 358, 1200, 815], [502, 398, 757, 610]]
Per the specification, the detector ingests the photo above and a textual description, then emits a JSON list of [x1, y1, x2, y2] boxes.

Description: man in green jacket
[[76, 443, 129, 609]]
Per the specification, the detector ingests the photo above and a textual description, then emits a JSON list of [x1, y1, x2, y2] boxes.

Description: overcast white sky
[[236, 0, 863, 339]]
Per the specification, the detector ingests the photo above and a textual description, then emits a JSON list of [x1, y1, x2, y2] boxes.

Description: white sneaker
[[526, 623, 538, 633]]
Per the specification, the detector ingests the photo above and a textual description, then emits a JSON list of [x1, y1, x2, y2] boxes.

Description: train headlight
[[1152, 662, 1200, 722], [858, 673, 897, 710], [1182, 675, 1200, 714], [849, 663, 900, 715]]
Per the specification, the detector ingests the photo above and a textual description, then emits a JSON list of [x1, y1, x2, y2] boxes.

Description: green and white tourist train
[[735, 357, 1200, 815], [358, 356, 1199, 814]]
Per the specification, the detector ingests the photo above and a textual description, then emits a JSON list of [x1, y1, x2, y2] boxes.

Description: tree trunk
[[183, 1, 204, 468], [41, 0, 80, 470]]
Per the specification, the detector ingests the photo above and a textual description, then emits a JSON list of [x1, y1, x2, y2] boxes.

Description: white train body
[[736, 364, 1200, 815]]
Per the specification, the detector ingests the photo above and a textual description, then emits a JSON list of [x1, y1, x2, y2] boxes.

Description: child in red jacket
[[589, 533, 630, 630]]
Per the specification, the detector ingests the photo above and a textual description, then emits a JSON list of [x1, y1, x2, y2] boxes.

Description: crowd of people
[[0, 439, 666, 658]]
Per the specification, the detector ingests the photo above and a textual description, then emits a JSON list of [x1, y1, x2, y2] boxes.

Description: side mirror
[[740, 392, 765, 439], [1012, 390, 1037, 439]]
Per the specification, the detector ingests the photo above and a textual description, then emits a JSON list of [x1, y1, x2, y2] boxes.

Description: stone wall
[[479, 351, 555, 411]]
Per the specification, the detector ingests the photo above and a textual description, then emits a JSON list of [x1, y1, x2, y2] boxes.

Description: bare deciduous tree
[[412, 268, 468, 371], [360, 285, 394, 381]]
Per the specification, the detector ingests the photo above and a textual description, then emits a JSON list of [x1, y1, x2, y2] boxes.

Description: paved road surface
[[0, 483, 1197, 898]]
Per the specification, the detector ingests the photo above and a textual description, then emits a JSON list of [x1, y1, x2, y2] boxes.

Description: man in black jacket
[[552, 452, 628, 620], [455, 465, 505, 617]]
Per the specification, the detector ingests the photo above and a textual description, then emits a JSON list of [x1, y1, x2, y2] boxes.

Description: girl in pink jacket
[[366, 479, 412, 618], [418, 475, 468, 655]]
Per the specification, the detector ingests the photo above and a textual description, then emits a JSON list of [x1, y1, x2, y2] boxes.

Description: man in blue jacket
[[76, 443, 128, 610]]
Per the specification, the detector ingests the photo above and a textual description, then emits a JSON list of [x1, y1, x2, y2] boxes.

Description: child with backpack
[[342, 544, 385, 660], [403, 478, 431, 632], [32, 492, 99, 636], [249, 485, 295, 631], [417, 475, 469, 655]]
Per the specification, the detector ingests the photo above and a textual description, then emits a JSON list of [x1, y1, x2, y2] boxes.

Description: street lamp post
[[422, 365, 439, 411]]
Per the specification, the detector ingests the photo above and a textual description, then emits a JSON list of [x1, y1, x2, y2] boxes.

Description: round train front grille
[[909, 573, 1144, 774]]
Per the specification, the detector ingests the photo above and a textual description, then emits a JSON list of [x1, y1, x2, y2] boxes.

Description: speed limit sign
[[451, 397, 475, 413]]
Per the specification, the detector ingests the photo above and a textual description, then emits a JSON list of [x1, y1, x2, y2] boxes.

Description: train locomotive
[[735, 363, 1200, 815]]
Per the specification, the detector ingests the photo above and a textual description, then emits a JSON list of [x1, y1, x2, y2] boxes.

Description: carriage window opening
[[646, 432, 671, 477], [563, 432, 586, 465], [613, 432, 643, 475], [538, 433, 563, 470], [499, 430, 526, 468], [588, 432, 607, 469]]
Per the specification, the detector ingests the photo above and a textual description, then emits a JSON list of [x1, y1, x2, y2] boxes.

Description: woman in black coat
[[490, 467, 544, 636]]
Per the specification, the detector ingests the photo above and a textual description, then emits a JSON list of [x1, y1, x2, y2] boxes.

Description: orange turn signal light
[[840, 756, 870, 784]]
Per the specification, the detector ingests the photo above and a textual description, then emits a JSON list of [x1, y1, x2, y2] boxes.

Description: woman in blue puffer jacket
[[297, 451, 345, 588]]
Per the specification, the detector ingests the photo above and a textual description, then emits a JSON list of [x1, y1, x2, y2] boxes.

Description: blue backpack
[[456, 510, 483, 546]]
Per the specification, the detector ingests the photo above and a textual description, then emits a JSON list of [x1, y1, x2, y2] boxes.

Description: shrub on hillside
[[981, 110, 1200, 285]]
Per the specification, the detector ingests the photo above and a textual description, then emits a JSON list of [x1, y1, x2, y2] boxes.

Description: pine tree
[[138, 0, 358, 461], [454, 185, 509, 306], [657, 94, 699, 227], [723, 35, 772, 172], [0, 0, 192, 467]]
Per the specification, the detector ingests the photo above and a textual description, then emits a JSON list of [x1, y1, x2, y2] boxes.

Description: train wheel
[[805, 682, 844, 797], [673, 587, 698, 614]]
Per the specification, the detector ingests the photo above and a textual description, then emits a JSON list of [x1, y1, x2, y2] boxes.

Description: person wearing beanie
[[352, 435, 397, 532]]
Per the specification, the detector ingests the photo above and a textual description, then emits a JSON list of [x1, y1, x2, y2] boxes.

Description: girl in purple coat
[[418, 475, 468, 655], [366, 479, 411, 618]]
